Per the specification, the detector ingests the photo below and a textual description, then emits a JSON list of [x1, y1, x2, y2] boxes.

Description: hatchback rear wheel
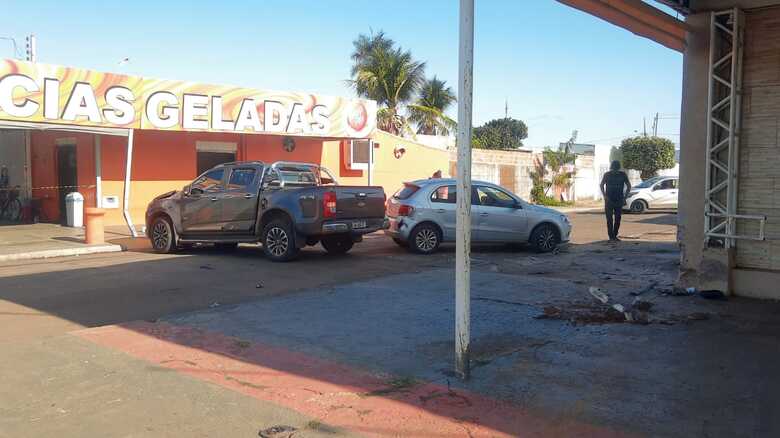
[[409, 223, 441, 255]]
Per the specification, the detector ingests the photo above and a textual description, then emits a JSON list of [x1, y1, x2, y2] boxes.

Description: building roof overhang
[[557, 0, 688, 52]]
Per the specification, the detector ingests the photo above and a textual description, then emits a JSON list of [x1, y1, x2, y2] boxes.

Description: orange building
[[0, 60, 449, 231]]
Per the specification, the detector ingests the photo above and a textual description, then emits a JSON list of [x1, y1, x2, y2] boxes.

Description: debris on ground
[[668, 286, 697, 296], [199, 265, 215, 270], [535, 302, 627, 324], [700, 290, 727, 300], [535, 285, 706, 326], [258, 425, 298, 438], [632, 298, 654, 312], [588, 286, 610, 304], [209, 302, 220, 308], [631, 280, 659, 296], [255, 282, 264, 289]]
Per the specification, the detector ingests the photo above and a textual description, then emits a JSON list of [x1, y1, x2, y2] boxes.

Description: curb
[[0, 244, 123, 262], [550, 207, 603, 213]]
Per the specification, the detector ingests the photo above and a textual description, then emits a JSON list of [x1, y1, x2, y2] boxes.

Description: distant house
[[560, 143, 596, 155]]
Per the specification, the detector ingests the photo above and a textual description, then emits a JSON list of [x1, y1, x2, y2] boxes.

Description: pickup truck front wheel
[[150, 216, 175, 254], [262, 219, 299, 262], [321, 236, 354, 255]]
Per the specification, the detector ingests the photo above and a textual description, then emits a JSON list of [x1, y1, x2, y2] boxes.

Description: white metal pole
[[455, 0, 474, 380], [95, 135, 102, 208], [24, 130, 32, 200], [368, 140, 374, 186], [122, 129, 137, 237]]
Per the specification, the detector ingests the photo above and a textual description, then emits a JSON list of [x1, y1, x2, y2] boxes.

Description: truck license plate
[[352, 220, 367, 229]]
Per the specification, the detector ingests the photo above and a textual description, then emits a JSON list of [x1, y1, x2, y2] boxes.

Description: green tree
[[472, 118, 528, 149], [348, 31, 426, 135], [542, 141, 576, 196], [609, 146, 623, 164], [407, 76, 456, 135], [620, 136, 676, 179]]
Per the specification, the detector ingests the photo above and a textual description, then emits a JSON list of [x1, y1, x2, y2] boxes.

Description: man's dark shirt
[[602, 170, 630, 202]]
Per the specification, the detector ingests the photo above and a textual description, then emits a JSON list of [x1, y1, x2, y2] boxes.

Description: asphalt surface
[[9, 211, 753, 438], [0, 211, 677, 342]]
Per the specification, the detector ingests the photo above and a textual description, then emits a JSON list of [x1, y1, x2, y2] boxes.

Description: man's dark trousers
[[605, 198, 623, 240]]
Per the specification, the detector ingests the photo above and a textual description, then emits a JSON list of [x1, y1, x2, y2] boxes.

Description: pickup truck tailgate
[[333, 186, 385, 219]]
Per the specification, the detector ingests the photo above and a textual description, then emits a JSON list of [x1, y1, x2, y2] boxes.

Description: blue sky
[[1, 0, 682, 149]]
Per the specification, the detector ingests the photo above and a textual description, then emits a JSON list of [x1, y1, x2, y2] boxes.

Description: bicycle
[[0, 186, 22, 222]]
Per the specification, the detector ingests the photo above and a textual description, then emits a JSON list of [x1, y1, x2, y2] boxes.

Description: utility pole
[[455, 0, 474, 380], [643, 117, 647, 137], [504, 98, 508, 119], [652, 112, 659, 136], [25, 34, 36, 62]]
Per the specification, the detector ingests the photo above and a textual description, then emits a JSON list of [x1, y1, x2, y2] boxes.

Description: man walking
[[600, 160, 631, 242]]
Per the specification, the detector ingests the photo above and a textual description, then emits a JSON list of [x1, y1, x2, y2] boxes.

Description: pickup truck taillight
[[397, 204, 414, 216], [323, 191, 337, 218]]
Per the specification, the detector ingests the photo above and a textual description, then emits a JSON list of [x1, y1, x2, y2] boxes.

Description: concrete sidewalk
[[0, 223, 122, 262]]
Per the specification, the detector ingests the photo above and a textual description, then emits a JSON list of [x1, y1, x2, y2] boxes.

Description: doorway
[[56, 144, 78, 224]]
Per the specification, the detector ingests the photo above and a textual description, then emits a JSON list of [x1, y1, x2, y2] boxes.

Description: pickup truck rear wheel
[[262, 219, 299, 262], [321, 236, 354, 255]]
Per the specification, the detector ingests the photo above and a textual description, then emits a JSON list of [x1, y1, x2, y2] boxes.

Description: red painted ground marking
[[75, 321, 633, 438]]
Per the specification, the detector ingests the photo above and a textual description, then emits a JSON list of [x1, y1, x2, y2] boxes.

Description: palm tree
[[350, 30, 394, 77], [348, 32, 426, 136], [408, 76, 456, 135]]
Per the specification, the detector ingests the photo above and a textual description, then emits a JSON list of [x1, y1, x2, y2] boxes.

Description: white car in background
[[623, 176, 679, 214]]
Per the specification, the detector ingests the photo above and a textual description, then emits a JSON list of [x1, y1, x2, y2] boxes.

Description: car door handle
[[244, 193, 255, 199], [435, 209, 446, 213], [480, 212, 489, 217], [210, 197, 218, 202]]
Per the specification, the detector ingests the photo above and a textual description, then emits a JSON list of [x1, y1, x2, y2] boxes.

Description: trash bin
[[65, 192, 84, 227]]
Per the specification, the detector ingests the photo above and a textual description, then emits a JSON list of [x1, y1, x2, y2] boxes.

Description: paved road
[[0, 211, 677, 342], [0, 211, 685, 437]]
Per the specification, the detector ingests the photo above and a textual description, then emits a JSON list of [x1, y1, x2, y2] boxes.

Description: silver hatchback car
[[385, 179, 572, 254]]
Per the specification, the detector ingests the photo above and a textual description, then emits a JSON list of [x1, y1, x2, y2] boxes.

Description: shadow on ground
[[1, 235, 778, 436]]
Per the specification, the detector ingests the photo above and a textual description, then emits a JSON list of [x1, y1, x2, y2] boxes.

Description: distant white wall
[[414, 134, 454, 151]]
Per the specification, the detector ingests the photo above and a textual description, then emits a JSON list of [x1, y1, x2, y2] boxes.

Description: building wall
[[573, 154, 597, 201], [30, 131, 97, 222], [679, 5, 780, 299], [734, 6, 780, 276], [28, 128, 450, 228], [448, 148, 535, 200], [370, 131, 450, 194], [678, 11, 710, 285]]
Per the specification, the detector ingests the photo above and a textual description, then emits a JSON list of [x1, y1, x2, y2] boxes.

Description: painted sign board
[[0, 59, 376, 138]]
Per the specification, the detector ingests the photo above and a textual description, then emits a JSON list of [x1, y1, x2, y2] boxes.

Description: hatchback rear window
[[393, 183, 420, 200]]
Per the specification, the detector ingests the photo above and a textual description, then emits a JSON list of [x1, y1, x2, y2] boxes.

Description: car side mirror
[[190, 187, 204, 196], [514, 201, 523, 209]]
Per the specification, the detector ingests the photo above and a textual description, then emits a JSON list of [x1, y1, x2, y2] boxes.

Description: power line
[[0, 36, 22, 59]]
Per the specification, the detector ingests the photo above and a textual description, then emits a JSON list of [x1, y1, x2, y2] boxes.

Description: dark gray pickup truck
[[145, 161, 387, 261]]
